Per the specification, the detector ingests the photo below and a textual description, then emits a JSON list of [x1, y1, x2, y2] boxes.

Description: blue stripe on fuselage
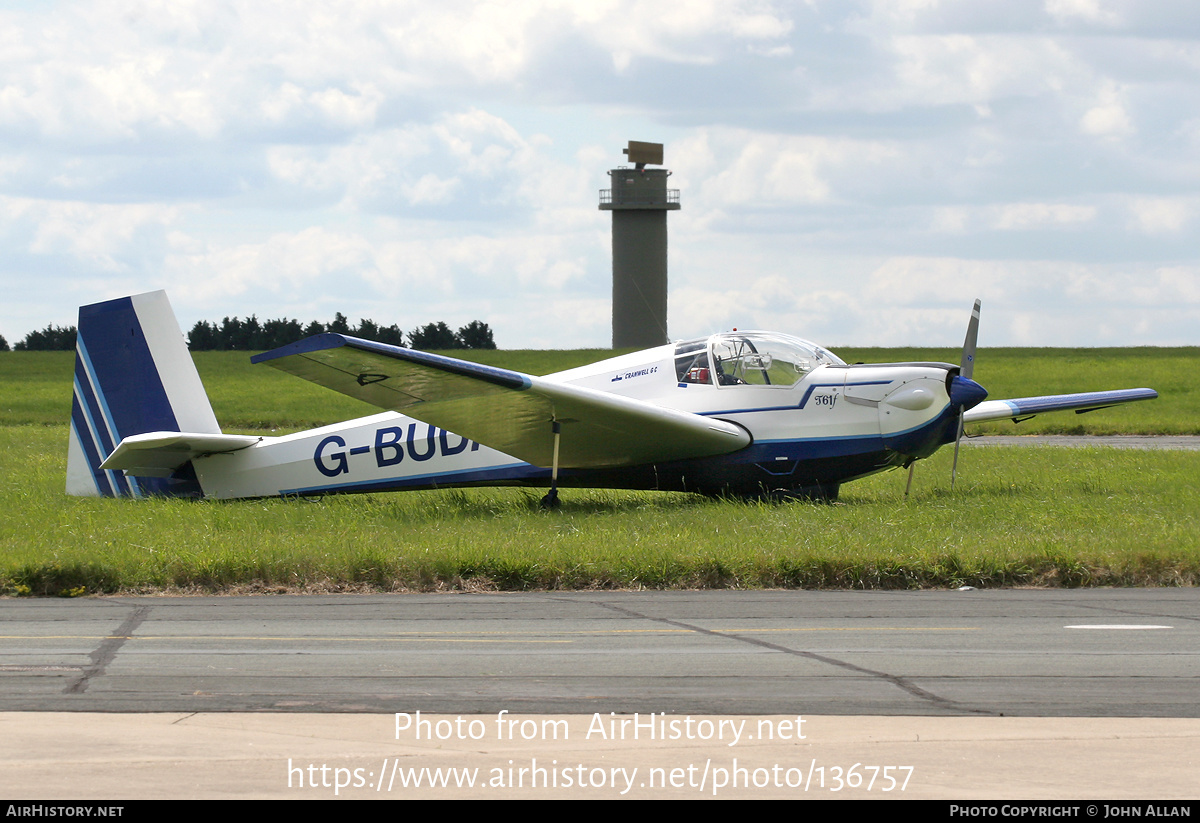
[[278, 461, 541, 496], [698, 380, 897, 417]]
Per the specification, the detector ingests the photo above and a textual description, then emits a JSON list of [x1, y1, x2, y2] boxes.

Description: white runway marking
[[1064, 624, 1173, 630]]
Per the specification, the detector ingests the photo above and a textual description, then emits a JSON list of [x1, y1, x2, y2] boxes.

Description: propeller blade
[[961, 298, 980, 381], [952, 299, 981, 489]]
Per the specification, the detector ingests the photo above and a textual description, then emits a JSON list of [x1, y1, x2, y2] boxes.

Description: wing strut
[[541, 420, 562, 510]]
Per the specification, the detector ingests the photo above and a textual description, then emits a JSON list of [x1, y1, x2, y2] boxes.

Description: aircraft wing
[[100, 432, 263, 476], [252, 335, 751, 468], [962, 388, 1158, 424]]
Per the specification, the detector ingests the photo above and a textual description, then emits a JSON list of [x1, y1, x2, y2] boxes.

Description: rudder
[[67, 291, 219, 497]]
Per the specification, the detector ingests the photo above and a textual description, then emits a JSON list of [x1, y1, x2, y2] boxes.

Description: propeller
[[904, 298, 984, 499], [950, 299, 981, 489]]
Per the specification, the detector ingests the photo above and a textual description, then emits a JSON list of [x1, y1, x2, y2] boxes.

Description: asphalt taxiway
[[3, 589, 1197, 716]]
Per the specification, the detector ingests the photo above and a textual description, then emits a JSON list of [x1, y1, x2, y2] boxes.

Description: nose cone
[[950, 375, 988, 410]]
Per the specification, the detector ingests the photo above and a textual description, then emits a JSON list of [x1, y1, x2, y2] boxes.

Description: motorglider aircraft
[[68, 290, 1157, 504]]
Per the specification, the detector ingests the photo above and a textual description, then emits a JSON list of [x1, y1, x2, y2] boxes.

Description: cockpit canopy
[[674, 331, 844, 387]]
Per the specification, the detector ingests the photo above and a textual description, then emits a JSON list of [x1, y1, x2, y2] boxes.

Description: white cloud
[[167, 226, 377, 303], [992, 202, 1096, 230], [865, 257, 1010, 307], [1127, 198, 1190, 235], [1062, 264, 1200, 307], [679, 129, 899, 208], [1079, 83, 1133, 137], [888, 35, 1073, 108], [1, 0, 1197, 349], [401, 174, 461, 206], [0, 195, 178, 271], [931, 207, 970, 233], [1045, 0, 1122, 27], [262, 83, 383, 130], [572, 0, 794, 70]]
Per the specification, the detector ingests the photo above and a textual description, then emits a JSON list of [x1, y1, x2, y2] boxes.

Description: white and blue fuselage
[[187, 335, 972, 499], [71, 291, 1152, 502]]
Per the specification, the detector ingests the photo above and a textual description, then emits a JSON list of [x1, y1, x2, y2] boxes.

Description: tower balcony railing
[[598, 189, 681, 207]]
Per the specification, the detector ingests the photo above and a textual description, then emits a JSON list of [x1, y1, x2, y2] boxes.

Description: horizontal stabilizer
[[963, 388, 1158, 424], [101, 432, 262, 477], [253, 335, 751, 468]]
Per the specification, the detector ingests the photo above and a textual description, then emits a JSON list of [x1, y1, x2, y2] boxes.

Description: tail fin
[[67, 290, 220, 497]]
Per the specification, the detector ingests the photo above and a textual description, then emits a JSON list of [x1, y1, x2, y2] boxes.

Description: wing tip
[[252, 333, 352, 365]]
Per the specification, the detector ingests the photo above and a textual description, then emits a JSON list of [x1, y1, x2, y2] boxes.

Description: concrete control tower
[[599, 141, 680, 349]]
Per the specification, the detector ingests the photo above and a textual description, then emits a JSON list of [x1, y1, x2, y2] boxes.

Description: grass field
[[1, 347, 1197, 594]]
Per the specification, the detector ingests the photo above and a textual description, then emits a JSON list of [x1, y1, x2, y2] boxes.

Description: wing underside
[[252, 335, 751, 468], [963, 388, 1158, 424]]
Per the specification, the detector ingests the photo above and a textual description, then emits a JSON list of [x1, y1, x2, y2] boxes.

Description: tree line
[[3, 325, 77, 352], [1, 315, 496, 352], [187, 314, 495, 350]]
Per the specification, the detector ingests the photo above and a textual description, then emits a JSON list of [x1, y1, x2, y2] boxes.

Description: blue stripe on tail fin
[[66, 291, 219, 498]]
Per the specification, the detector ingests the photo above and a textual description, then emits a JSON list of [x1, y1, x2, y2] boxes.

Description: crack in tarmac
[[64, 606, 151, 695], [576, 597, 998, 716]]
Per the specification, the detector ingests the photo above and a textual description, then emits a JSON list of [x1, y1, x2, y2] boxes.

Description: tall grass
[[2, 346, 1197, 594], [2, 425, 1196, 594]]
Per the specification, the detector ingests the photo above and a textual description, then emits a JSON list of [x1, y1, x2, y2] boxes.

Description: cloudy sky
[[2, 0, 1198, 350]]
